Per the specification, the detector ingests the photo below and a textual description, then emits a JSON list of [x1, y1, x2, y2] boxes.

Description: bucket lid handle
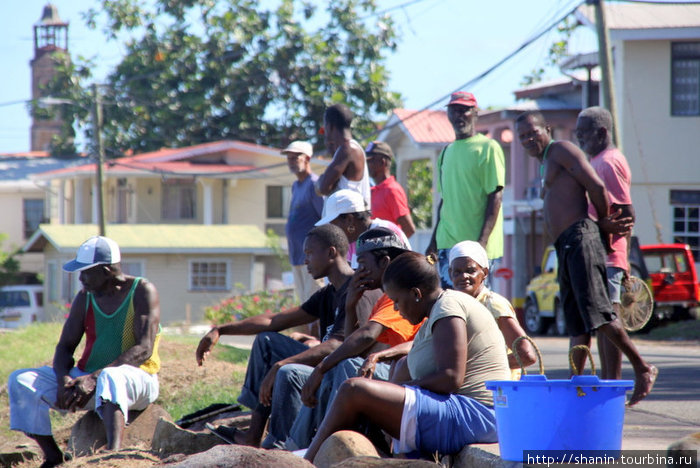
[[512, 336, 544, 375], [569, 345, 596, 376]]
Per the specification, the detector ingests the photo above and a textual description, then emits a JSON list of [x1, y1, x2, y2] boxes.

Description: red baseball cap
[[447, 91, 477, 107]]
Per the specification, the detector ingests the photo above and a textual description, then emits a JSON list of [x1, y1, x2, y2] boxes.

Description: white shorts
[[9, 364, 158, 436]]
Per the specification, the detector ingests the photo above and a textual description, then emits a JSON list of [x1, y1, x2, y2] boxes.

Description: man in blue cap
[[8, 236, 162, 467]]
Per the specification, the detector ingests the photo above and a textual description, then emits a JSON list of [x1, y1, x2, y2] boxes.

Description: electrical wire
[[360, 0, 587, 140]]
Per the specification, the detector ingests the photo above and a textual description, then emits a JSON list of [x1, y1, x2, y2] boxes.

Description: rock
[[68, 404, 172, 456], [151, 418, 222, 457], [157, 444, 314, 468], [63, 448, 161, 468], [313, 431, 380, 468], [0, 444, 38, 467], [331, 455, 438, 467], [453, 444, 517, 468], [668, 432, 700, 468]]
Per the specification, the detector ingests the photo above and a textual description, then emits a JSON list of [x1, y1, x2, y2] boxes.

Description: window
[[266, 185, 291, 218], [115, 178, 132, 224], [162, 178, 196, 220], [121, 261, 144, 277], [47, 262, 58, 302], [23, 199, 44, 239], [671, 42, 700, 116], [190, 261, 228, 291], [670, 190, 700, 261], [61, 270, 76, 303]]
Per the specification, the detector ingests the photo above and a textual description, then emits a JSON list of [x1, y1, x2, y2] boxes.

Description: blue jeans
[[262, 363, 313, 449], [286, 357, 390, 449], [238, 332, 309, 415]]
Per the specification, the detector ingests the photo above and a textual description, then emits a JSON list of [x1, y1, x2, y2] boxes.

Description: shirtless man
[[515, 111, 656, 406], [315, 103, 371, 207]]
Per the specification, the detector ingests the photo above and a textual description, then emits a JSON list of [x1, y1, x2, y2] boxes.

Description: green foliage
[[405, 159, 433, 230], [28, 50, 94, 158], [521, 16, 580, 87], [204, 283, 295, 324], [266, 229, 291, 271], [0, 233, 21, 287], [63, 0, 403, 155]]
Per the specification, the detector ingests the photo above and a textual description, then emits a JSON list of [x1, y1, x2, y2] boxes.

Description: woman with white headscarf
[[449, 241, 537, 378]]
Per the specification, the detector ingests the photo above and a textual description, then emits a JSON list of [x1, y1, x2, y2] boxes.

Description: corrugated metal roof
[[391, 108, 455, 144], [577, 3, 700, 30], [24, 224, 272, 254], [31, 139, 288, 180], [0, 156, 85, 182]]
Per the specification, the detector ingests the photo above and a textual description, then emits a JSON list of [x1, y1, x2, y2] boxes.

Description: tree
[[404, 159, 433, 230], [58, 0, 402, 156], [0, 234, 20, 287], [521, 16, 580, 87]]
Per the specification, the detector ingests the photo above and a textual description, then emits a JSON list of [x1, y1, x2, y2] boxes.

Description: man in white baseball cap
[[8, 236, 162, 465], [282, 141, 326, 305]]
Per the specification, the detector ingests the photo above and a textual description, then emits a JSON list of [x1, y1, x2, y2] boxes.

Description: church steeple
[[30, 4, 70, 152]]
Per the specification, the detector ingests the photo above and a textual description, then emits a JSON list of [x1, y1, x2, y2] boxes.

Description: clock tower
[[30, 4, 69, 152]]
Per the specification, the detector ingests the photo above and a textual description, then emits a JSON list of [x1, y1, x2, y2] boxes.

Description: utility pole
[[91, 83, 106, 236], [590, 0, 622, 149]]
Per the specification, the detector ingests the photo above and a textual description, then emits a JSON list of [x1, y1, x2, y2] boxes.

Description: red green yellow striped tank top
[[77, 277, 161, 374]]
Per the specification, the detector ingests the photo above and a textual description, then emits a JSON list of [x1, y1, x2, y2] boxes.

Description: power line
[[359, 0, 434, 20], [362, 0, 587, 140]]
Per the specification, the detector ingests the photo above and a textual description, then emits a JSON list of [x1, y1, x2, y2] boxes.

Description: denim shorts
[[606, 267, 625, 304], [554, 218, 616, 336]]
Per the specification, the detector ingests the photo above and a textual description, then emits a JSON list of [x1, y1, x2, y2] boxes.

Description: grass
[[0, 323, 250, 447], [638, 318, 700, 341], [0, 323, 63, 383]]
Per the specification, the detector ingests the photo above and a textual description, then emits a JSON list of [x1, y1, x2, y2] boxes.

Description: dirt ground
[[1, 338, 246, 468]]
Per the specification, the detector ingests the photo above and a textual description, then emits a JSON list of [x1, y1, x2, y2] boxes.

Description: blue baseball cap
[[63, 236, 121, 272]]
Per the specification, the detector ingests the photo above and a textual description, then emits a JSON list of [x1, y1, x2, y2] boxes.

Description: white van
[[0, 285, 45, 328]]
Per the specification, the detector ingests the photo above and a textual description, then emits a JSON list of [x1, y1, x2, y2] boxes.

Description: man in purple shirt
[[283, 141, 325, 303]]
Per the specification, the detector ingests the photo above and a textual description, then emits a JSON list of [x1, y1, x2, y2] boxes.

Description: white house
[[578, 2, 700, 266]]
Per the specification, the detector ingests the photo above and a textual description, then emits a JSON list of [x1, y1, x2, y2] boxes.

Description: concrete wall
[[0, 185, 45, 273], [616, 39, 700, 255], [41, 247, 260, 325]]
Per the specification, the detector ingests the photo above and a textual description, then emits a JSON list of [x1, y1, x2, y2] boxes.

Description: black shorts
[[554, 218, 616, 336]]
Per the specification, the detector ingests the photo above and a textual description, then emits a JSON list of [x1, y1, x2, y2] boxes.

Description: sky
[[0, 0, 598, 153]]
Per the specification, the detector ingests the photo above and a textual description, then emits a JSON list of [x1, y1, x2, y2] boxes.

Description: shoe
[[205, 422, 242, 445]]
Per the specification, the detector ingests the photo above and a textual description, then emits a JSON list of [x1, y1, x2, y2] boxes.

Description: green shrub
[[204, 285, 295, 324]]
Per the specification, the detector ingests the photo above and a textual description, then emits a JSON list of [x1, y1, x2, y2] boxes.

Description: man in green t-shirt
[[426, 91, 505, 288]]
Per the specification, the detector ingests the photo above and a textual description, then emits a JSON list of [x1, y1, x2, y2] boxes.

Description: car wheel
[[554, 300, 567, 336], [524, 297, 549, 335]]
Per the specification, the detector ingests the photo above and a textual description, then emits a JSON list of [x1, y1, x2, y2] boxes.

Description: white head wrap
[[449, 240, 489, 269]]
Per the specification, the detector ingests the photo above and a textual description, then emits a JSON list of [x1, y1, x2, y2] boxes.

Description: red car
[[641, 243, 700, 322]]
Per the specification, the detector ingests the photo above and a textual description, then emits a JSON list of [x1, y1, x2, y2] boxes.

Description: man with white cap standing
[[8, 236, 161, 467], [282, 140, 325, 303], [426, 91, 505, 289]]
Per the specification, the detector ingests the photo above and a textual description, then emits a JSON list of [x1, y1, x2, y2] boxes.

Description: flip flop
[[205, 422, 244, 445]]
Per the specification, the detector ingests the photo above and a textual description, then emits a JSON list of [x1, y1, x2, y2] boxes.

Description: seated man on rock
[[196, 224, 381, 447], [8, 236, 162, 467], [276, 228, 423, 449]]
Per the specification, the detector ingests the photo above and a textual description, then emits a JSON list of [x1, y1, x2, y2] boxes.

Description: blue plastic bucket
[[485, 375, 633, 462]]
